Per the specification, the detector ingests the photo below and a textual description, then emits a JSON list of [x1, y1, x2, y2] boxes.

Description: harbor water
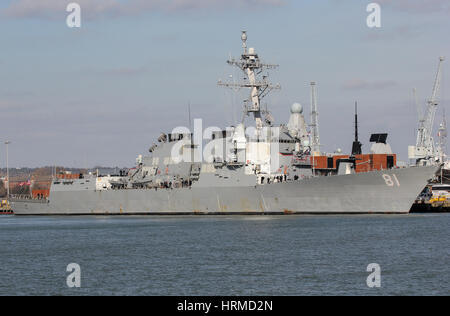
[[0, 214, 448, 295]]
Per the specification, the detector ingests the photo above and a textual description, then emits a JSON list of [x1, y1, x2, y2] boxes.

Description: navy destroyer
[[12, 32, 438, 215]]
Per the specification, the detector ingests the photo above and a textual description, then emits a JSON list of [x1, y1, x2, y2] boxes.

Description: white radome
[[291, 102, 303, 114]]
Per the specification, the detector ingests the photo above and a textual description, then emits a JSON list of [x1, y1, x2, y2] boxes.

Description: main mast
[[218, 31, 280, 130]]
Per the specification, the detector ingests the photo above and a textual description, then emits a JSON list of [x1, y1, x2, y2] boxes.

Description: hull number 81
[[382, 174, 400, 187]]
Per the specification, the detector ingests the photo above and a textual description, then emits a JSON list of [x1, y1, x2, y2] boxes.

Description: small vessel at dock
[[0, 199, 13, 215]]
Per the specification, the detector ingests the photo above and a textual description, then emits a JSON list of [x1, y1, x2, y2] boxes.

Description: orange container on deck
[[310, 154, 396, 172]]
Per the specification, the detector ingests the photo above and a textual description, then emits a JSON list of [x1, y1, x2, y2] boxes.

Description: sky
[[0, 0, 450, 168]]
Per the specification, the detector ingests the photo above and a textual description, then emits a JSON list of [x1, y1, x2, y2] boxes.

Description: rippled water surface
[[0, 214, 448, 295]]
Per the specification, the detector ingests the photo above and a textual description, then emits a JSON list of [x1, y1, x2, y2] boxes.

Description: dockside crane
[[438, 109, 447, 163], [409, 57, 445, 165]]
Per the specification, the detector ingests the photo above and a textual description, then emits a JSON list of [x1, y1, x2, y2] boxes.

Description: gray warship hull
[[12, 166, 435, 215]]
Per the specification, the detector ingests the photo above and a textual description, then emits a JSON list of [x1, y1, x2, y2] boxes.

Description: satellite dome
[[291, 103, 303, 114]]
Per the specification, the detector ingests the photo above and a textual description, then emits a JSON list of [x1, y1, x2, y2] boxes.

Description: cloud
[[74, 66, 151, 78], [95, 66, 150, 76], [341, 79, 397, 91], [0, 100, 31, 114], [1, 90, 36, 98], [363, 25, 421, 41], [376, 0, 450, 14], [2, 0, 120, 20], [1, 0, 286, 20]]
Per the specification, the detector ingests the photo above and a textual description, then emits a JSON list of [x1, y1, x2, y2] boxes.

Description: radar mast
[[218, 31, 280, 129]]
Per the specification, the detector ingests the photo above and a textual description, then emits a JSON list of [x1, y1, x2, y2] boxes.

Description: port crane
[[409, 57, 445, 165], [438, 109, 447, 163]]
